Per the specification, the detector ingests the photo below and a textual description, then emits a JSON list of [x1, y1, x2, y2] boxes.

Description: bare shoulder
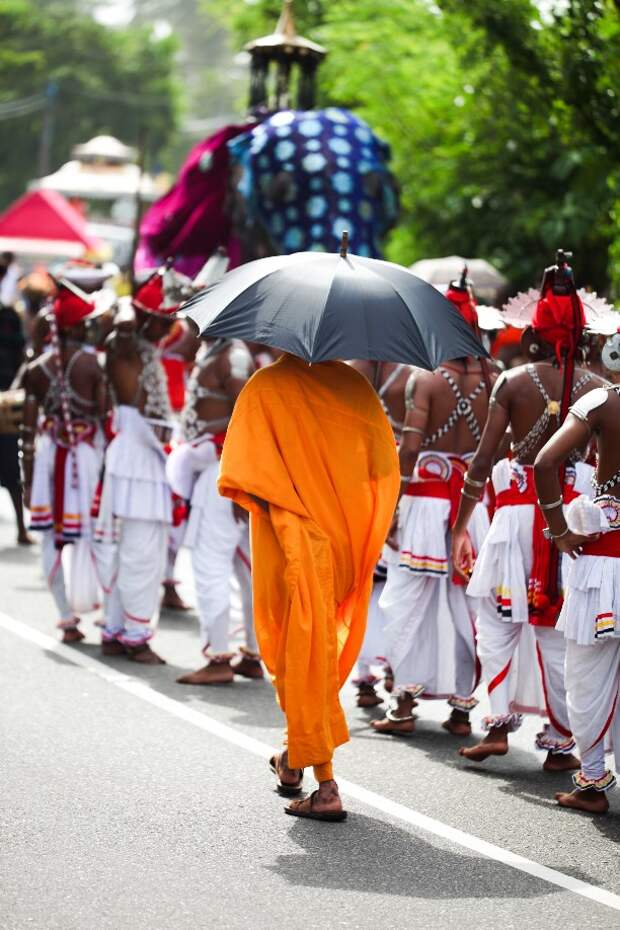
[[104, 330, 135, 360], [576, 367, 609, 390]]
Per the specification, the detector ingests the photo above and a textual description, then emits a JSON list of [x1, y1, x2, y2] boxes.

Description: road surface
[[0, 495, 618, 930]]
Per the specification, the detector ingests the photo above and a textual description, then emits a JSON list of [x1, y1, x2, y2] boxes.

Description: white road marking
[[1, 609, 619, 914]]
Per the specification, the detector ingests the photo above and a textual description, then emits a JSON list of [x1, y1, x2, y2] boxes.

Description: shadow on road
[[268, 812, 568, 900]]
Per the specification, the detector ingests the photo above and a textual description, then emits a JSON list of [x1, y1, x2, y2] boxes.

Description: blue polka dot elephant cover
[[229, 107, 398, 258]]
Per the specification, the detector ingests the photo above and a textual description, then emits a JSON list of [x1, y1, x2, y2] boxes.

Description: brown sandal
[[285, 790, 347, 822], [269, 754, 304, 797]]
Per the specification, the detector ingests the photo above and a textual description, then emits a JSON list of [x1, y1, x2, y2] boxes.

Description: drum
[[0, 389, 25, 435]]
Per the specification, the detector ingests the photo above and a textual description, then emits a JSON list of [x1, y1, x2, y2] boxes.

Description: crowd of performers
[[3, 250, 620, 818]]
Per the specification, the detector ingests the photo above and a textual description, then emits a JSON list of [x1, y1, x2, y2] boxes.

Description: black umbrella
[[182, 237, 486, 368]]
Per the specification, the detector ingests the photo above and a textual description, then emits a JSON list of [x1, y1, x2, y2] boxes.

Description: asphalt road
[[0, 494, 618, 930]]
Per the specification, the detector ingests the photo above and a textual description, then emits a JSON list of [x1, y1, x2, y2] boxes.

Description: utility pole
[[37, 81, 59, 178], [129, 127, 148, 287]]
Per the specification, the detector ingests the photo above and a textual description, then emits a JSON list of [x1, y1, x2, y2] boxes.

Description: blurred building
[[29, 135, 169, 267]]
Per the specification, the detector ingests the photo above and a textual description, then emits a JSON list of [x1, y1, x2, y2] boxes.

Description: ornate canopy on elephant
[[228, 108, 398, 260]]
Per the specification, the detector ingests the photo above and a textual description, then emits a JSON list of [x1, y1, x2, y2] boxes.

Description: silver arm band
[[401, 426, 425, 436], [461, 488, 482, 502], [464, 472, 486, 489], [537, 497, 563, 511]]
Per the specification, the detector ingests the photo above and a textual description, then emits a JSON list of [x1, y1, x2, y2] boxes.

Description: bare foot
[[270, 750, 303, 795], [125, 644, 166, 665], [285, 780, 347, 821], [442, 709, 471, 737], [372, 692, 417, 735], [62, 627, 85, 644], [231, 653, 264, 680], [543, 752, 581, 773], [555, 788, 609, 814], [101, 639, 127, 657], [17, 532, 34, 546], [161, 583, 190, 611], [356, 682, 383, 708], [177, 660, 233, 685], [459, 727, 509, 762]]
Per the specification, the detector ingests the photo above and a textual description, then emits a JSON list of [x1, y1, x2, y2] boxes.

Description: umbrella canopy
[[182, 249, 486, 368], [410, 255, 506, 304]]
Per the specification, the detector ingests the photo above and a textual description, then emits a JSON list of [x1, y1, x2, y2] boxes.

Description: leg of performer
[[372, 571, 439, 735], [230, 537, 264, 681], [93, 538, 124, 652], [533, 626, 580, 772], [444, 583, 479, 736], [556, 638, 620, 814], [354, 577, 386, 708], [9, 484, 33, 545], [459, 597, 523, 761], [177, 484, 240, 685], [41, 529, 81, 640], [161, 521, 190, 611], [116, 518, 167, 664]]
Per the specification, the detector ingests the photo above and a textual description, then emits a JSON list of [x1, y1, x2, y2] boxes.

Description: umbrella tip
[[339, 230, 349, 258]]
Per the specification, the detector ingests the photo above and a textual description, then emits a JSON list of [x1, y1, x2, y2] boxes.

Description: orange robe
[[218, 354, 399, 770]]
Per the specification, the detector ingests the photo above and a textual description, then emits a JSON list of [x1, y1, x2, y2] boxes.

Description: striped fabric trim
[[495, 585, 512, 620], [398, 551, 448, 576], [595, 612, 616, 639], [573, 769, 617, 793]]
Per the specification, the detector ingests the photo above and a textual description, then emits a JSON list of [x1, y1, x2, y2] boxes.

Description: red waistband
[[404, 479, 450, 500], [582, 530, 620, 558], [495, 467, 579, 510]]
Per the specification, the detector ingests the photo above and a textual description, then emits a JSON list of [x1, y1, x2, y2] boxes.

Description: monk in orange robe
[[218, 353, 399, 821]]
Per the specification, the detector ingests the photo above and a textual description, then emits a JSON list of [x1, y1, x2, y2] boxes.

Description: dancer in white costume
[[535, 335, 620, 813], [452, 252, 612, 770], [21, 281, 105, 641], [373, 275, 495, 738], [95, 270, 178, 664], [349, 359, 413, 706], [169, 337, 259, 686]]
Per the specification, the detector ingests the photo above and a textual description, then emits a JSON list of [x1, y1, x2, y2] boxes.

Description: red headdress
[[445, 280, 478, 329], [132, 264, 193, 317], [445, 268, 492, 395], [52, 279, 96, 329]]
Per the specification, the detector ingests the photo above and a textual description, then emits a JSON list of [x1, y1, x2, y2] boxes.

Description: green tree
[[204, 0, 620, 293], [0, 0, 179, 209]]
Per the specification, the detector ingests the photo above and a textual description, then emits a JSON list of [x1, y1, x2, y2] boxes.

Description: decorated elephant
[[136, 108, 398, 277], [136, 3, 399, 275]]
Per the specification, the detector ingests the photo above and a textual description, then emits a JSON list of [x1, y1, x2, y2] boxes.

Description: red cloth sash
[[496, 465, 579, 627], [404, 456, 468, 584], [43, 417, 96, 548], [582, 530, 620, 558], [161, 356, 186, 412], [211, 430, 227, 459]]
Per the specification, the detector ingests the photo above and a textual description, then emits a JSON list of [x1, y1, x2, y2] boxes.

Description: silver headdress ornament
[[602, 333, 620, 372], [501, 288, 618, 335]]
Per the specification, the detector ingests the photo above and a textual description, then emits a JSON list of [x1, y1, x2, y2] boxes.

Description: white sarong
[[380, 451, 489, 708], [94, 406, 171, 645], [467, 458, 593, 747], [30, 430, 102, 626], [184, 457, 254, 655]]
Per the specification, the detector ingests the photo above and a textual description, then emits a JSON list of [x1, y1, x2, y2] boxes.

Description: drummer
[[92, 270, 178, 665]]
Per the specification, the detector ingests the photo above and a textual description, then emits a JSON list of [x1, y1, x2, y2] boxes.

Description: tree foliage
[[211, 0, 620, 293], [0, 0, 179, 209]]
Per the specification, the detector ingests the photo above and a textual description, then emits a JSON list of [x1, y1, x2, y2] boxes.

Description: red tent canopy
[[0, 189, 101, 257]]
